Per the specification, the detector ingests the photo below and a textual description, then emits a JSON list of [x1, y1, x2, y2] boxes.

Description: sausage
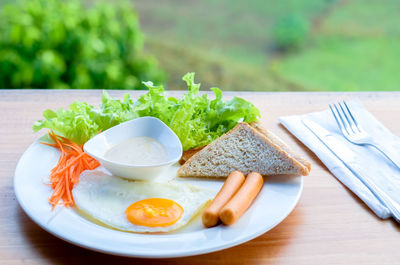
[[219, 172, 263, 226], [202, 171, 245, 227]]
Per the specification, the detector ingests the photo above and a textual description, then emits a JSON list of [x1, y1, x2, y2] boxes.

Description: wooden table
[[1, 90, 399, 265]]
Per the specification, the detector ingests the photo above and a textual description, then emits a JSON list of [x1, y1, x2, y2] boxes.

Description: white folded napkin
[[279, 99, 400, 219]]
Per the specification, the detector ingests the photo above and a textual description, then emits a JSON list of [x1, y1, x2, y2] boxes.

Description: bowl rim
[[83, 117, 182, 168]]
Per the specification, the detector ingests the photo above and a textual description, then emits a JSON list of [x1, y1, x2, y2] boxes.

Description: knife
[[302, 118, 400, 222]]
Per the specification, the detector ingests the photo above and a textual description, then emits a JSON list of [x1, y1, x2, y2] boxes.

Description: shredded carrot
[[42, 130, 100, 209]]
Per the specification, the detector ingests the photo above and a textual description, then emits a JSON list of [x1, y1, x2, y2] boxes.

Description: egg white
[[72, 170, 214, 233]]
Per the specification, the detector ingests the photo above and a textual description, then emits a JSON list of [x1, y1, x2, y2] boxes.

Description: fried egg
[[72, 170, 214, 233]]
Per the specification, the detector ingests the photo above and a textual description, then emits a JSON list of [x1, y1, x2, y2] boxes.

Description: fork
[[329, 101, 400, 170]]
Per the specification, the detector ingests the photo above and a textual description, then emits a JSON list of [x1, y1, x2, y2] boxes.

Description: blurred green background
[[1, 0, 399, 91]]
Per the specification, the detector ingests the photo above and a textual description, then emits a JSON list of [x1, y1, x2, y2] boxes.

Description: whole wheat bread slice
[[177, 122, 310, 178]]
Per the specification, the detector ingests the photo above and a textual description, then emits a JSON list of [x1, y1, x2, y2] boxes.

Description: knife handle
[[352, 164, 400, 222]]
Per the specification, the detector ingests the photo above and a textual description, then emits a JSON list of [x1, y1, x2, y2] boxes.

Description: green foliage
[[273, 14, 311, 51], [0, 0, 164, 89], [135, 0, 333, 66], [319, 0, 400, 37], [145, 38, 289, 91], [272, 37, 400, 91]]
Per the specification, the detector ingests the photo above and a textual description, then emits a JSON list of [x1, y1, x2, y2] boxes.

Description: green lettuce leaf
[[33, 73, 260, 149]]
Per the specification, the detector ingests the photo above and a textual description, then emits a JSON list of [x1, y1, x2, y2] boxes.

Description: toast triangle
[[177, 122, 310, 178]]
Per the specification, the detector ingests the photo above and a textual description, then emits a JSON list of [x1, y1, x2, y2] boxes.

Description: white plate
[[14, 140, 303, 258]]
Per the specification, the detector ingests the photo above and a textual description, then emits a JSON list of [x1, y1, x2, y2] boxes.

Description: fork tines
[[329, 101, 362, 135]]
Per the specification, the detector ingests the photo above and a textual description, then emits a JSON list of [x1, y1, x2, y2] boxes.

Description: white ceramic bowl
[[83, 117, 182, 180]]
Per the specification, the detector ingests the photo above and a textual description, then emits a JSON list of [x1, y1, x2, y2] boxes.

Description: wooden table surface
[[1, 90, 399, 265]]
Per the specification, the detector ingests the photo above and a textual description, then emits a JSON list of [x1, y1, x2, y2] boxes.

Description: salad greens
[[33, 73, 260, 150]]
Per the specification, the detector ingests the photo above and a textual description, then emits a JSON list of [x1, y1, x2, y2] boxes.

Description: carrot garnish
[[42, 131, 100, 209]]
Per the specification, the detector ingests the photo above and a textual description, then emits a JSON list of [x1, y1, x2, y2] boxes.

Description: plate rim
[[14, 139, 303, 259]]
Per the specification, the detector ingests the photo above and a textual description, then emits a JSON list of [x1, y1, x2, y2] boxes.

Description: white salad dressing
[[104, 137, 169, 165]]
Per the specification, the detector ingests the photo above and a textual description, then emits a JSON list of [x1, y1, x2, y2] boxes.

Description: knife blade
[[302, 118, 400, 222]]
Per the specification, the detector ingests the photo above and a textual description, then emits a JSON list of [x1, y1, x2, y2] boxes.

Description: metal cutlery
[[329, 101, 400, 170], [302, 118, 400, 222]]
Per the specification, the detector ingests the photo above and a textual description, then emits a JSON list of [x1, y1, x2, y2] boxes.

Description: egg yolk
[[125, 198, 184, 227]]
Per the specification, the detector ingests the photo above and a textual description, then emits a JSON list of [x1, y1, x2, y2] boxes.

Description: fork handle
[[352, 164, 400, 222], [368, 142, 400, 170]]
